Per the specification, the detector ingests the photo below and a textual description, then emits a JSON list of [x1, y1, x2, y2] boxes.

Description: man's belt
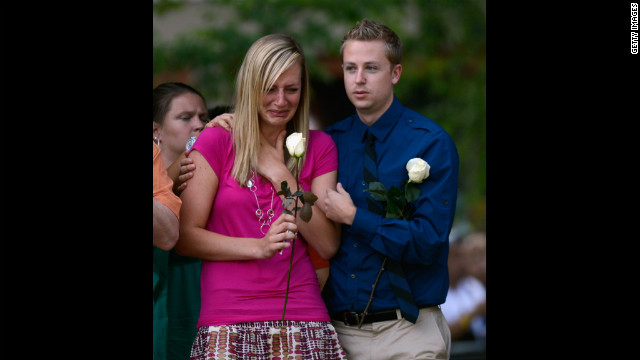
[[330, 306, 436, 326]]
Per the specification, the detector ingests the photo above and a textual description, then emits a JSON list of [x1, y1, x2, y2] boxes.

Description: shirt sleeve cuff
[[351, 207, 380, 240]]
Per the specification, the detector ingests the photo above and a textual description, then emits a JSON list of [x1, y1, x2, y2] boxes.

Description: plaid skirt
[[190, 320, 347, 360]]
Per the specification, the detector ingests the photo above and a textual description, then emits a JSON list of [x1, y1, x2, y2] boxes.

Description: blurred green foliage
[[153, 0, 486, 231]]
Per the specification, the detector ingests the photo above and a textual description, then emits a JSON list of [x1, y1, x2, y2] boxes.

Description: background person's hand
[[206, 113, 235, 132], [174, 157, 196, 195]]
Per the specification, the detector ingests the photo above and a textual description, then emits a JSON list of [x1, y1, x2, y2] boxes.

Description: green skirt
[[153, 246, 170, 360], [166, 249, 201, 360]]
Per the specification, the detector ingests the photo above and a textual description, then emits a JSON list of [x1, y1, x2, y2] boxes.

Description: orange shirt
[[308, 246, 329, 270], [153, 142, 181, 219]]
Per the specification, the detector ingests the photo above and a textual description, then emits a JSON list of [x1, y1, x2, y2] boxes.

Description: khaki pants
[[332, 306, 451, 360]]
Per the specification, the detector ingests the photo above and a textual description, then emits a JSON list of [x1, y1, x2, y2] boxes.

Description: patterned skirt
[[190, 320, 348, 360]]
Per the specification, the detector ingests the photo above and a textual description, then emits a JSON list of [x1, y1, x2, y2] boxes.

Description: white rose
[[286, 132, 306, 158], [406, 158, 430, 183]]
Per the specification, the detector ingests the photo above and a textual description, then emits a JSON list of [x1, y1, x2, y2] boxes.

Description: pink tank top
[[189, 127, 337, 326]]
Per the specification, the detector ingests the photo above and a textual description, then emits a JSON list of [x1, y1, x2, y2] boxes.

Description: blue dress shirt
[[323, 96, 459, 313]]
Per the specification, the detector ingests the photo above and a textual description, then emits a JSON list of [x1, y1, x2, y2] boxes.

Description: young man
[[322, 19, 459, 359]]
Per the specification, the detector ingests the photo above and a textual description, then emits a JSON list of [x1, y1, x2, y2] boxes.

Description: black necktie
[[364, 131, 384, 215], [363, 130, 419, 324]]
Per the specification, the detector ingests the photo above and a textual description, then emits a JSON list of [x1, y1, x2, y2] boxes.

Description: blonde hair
[[232, 34, 310, 186], [340, 18, 403, 66]]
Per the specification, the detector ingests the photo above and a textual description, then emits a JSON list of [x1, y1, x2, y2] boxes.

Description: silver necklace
[[248, 171, 275, 235]]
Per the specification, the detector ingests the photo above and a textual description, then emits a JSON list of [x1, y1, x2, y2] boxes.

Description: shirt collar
[[356, 96, 403, 143]]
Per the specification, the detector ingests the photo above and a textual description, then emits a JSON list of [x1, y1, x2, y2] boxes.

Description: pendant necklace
[[248, 171, 275, 235]]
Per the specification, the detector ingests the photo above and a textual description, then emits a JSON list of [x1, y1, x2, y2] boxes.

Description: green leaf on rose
[[300, 202, 313, 222], [405, 182, 420, 203], [365, 181, 387, 201], [302, 191, 318, 203], [277, 181, 289, 197], [386, 186, 406, 210], [385, 199, 403, 219], [283, 197, 294, 209]]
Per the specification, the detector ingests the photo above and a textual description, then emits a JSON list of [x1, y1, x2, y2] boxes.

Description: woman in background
[[153, 82, 207, 360]]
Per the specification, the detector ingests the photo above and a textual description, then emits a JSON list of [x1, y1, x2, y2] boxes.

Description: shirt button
[[362, 181, 366, 186], [353, 243, 358, 248], [350, 274, 356, 279]]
